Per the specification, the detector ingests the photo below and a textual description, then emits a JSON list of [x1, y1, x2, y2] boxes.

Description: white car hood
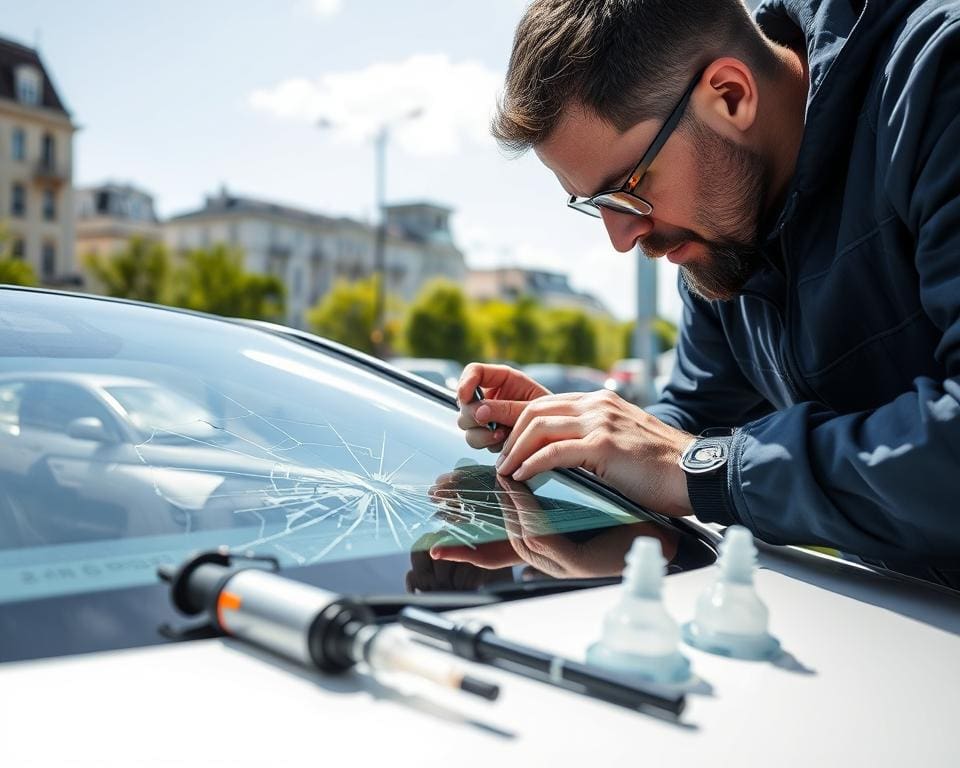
[[1, 545, 958, 767]]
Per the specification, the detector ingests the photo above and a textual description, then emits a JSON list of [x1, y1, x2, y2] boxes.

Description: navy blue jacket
[[647, 0, 960, 582]]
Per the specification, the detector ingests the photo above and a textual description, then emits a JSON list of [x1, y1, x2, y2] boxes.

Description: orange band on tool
[[217, 591, 242, 632]]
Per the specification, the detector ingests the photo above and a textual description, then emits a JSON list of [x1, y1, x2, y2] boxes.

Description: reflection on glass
[[420, 466, 679, 582]]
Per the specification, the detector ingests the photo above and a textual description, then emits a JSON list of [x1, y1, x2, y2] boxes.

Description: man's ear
[[692, 57, 759, 138]]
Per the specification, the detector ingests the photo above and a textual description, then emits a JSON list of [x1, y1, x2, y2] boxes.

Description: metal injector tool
[[158, 549, 500, 701]]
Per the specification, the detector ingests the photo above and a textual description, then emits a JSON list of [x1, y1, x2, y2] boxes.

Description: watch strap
[[683, 435, 737, 525]]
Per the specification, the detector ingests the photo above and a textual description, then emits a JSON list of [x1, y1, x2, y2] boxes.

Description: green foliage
[[173, 244, 285, 320], [652, 316, 678, 350], [0, 222, 37, 286], [621, 316, 679, 356], [0, 258, 37, 286], [404, 279, 481, 364], [475, 296, 544, 364], [83, 236, 172, 303], [307, 275, 380, 355], [542, 308, 599, 366], [511, 296, 544, 364], [81, 238, 285, 321]]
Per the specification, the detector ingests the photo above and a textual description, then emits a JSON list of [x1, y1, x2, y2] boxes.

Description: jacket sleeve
[[646, 275, 773, 433], [723, 15, 960, 565]]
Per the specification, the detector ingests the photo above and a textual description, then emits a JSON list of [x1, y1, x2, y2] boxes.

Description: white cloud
[[310, 0, 342, 18], [248, 54, 503, 156]]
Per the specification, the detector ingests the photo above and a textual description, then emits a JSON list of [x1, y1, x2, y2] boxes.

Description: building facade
[[0, 37, 76, 284], [164, 189, 467, 329], [75, 183, 162, 259], [466, 267, 610, 316]]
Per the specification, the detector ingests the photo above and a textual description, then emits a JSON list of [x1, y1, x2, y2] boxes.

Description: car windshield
[[0, 289, 712, 662]]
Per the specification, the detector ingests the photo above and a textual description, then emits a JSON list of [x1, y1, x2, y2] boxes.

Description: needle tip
[[460, 675, 501, 701]]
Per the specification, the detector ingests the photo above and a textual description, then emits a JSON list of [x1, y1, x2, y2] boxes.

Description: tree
[[404, 279, 481, 364], [83, 236, 172, 303], [0, 223, 37, 286], [474, 295, 545, 364], [307, 276, 380, 355], [174, 244, 285, 321], [0, 258, 36, 286], [511, 296, 544, 363], [543, 308, 598, 366]]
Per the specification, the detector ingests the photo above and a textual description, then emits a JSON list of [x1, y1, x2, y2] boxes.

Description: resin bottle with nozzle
[[683, 525, 780, 659], [586, 536, 690, 683]]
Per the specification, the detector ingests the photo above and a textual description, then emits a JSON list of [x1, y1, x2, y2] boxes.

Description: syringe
[[158, 550, 499, 701]]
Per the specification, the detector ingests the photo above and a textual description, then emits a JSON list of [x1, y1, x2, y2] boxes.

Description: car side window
[[18, 382, 116, 436]]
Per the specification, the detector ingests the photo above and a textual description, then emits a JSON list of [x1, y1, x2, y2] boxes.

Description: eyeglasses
[[567, 70, 704, 219]]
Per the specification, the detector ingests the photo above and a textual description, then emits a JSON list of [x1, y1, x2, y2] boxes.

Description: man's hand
[[456, 363, 551, 452], [482, 389, 696, 517]]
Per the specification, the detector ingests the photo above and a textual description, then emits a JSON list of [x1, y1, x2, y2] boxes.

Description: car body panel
[[1, 542, 958, 766]]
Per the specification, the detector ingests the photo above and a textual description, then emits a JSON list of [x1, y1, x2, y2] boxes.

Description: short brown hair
[[492, 0, 777, 153]]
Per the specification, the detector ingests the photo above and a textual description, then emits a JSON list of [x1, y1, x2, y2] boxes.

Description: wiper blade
[[479, 575, 621, 599], [358, 577, 621, 620]]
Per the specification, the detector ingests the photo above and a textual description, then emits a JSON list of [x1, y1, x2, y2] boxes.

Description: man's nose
[[599, 208, 654, 253]]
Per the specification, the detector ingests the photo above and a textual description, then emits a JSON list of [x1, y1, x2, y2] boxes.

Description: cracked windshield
[[0, 291, 675, 604]]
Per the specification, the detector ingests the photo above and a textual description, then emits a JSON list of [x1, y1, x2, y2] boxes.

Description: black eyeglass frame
[[567, 70, 705, 218]]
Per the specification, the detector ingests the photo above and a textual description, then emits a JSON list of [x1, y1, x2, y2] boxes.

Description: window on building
[[41, 243, 56, 279], [11, 128, 26, 162], [95, 190, 111, 214], [12, 239, 25, 260], [41, 134, 55, 170], [42, 189, 56, 221], [11, 184, 26, 217], [15, 66, 42, 107]]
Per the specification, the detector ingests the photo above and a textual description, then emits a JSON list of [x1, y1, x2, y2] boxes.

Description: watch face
[[681, 439, 729, 474]]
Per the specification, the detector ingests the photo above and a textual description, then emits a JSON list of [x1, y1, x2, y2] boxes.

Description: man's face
[[535, 104, 769, 301]]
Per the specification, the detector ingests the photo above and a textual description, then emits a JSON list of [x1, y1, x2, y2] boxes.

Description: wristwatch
[[678, 433, 736, 524]]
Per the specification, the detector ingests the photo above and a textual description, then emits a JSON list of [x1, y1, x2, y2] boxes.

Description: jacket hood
[[754, 0, 918, 205]]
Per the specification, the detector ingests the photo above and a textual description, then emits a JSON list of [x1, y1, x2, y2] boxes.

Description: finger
[[497, 503, 567, 577], [496, 415, 586, 478], [495, 475, 549, 531], [430, 539, 522, 569], [510, 438, 590, 482], [456, 363, 519, 406], [465, 426, 509, 450], [427, 485, 455, 502], [472, 399, 530, 428], [498, 397, 584, 457]]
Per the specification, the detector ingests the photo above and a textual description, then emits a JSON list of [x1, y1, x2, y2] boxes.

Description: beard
[[638, 117, 769, 301]]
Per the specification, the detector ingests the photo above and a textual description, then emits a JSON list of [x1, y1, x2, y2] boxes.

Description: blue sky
[[0, 0, 682, 321]]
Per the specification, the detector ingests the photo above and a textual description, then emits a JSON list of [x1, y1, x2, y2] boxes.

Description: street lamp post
[[320, 108, 422, 358], [634, 246, 660, 406]]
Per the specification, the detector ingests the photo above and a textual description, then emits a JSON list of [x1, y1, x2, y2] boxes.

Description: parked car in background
[[522, 364, 609, 394], [605, 358, 649, 404], [388, 357, 462, 390]]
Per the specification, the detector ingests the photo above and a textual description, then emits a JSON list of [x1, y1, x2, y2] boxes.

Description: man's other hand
[[456, 363, 550, 452]]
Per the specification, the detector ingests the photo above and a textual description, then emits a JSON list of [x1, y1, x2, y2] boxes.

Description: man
[[454, 0, 960, 585]]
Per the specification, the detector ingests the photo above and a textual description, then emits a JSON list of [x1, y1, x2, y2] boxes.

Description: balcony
[[33, 158, 69, 186]]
